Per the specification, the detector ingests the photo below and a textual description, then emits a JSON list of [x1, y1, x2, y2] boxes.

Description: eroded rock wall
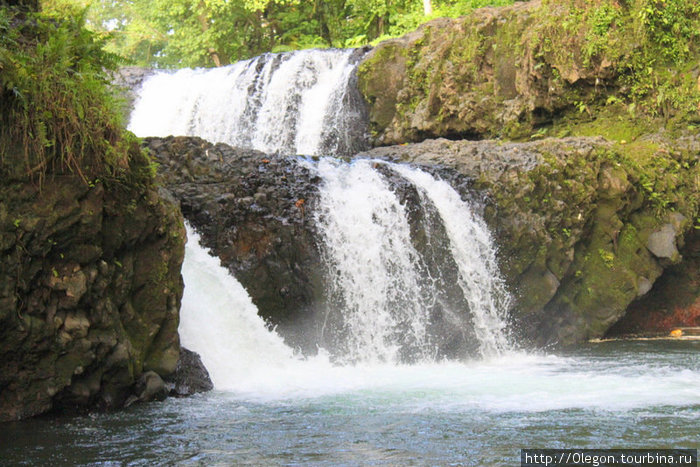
[[607, 229, 700, 336], [0, 168, 185, 421]]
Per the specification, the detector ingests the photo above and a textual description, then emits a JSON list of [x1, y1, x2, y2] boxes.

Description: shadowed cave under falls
[[9, 47, 689, 465]]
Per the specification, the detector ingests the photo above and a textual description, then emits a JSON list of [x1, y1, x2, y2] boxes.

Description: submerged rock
[[124, 371, 168, 407], [164, 348, 214, 397]]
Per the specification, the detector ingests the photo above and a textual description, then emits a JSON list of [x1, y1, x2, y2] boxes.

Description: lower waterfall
[[180, 159, 513, 389], [179, 225, 297, 389], [391, 163, 511, 356], [311, 159, 510, 363], [179, 226, 699, 411]]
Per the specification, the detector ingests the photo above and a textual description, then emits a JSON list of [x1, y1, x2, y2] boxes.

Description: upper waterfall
[[128, 48, 369, 156]]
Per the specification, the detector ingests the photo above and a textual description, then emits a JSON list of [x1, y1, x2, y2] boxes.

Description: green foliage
[[54, 0, 518, 67], [0, 4, 143, 183], [537, 0, 700, 124], [598, 248, 615, 269], [634, 0, 700, 65], [621, 0, 700, 118], [603, 143, 700, 219], [582, 3, 621, 66]]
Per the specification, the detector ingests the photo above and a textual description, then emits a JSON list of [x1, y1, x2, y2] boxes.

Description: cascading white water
[[180, 151, 513, 372], [392, 164, 511, 356], [310, 159, 511, 361], [180, 222, 700, 415], [160, 47, 515, 382], [128, 48, 367, 156], [312, 159, 433, 364], [179, 224, 298, 389]]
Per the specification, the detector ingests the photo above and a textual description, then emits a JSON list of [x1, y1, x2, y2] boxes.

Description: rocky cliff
[[146, 136, 324, 353], [0, 150, 186, 421], [147, 134, 698, 348], [607, 229, 700, 337]]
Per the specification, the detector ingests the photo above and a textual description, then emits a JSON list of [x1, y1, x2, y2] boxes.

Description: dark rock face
[[0, 175, 185, 421], [146, 136, 324, 353], [112, 67, 154, 114], [113, 67, 154, 93], [361, 136, 699, 346], [164, 348, 213, 397]]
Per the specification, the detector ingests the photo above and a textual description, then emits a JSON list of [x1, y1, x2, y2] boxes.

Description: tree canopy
[[40, 0, 518, 68]]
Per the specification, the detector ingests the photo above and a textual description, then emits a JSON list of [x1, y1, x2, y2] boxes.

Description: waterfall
[[392, 164, 511, 356], [180, 159, 511, 384], [149, 47, 512, 373], [128, 48, 368, 156], [310, 159, 511, 362], [312, 159, 434, 364], [180, 224, 297, 389]]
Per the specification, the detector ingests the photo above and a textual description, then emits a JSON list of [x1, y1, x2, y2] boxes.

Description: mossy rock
[[358, 0, 700, 146], [0, 172, 185, 421]]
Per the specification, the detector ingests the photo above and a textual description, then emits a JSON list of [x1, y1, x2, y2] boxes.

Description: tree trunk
[[314, 0, 333, 46], [423, 0, 432, 16], [197, 1, 222, 67]]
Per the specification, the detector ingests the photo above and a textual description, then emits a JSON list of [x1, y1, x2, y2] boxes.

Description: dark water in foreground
[[1, 340, 698, 466]]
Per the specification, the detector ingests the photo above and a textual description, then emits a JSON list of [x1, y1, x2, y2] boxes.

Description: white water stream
[[312, 159, 433, 363], [392, 164, 511, 356]]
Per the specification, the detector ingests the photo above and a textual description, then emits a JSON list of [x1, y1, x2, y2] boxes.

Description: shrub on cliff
[[0, 3, 148, 184], [534, 0, 700, 125]]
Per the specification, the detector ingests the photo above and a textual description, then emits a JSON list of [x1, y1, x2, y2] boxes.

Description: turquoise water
[[1, 340, 698, 466]]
